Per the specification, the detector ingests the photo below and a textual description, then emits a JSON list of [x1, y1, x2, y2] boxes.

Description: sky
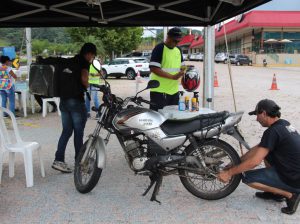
[[143, 0, 300, 36], [187, 0, 300, 31]]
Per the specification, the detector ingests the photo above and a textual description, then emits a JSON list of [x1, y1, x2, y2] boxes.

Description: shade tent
[[1, 0, 270, 27], [0, 0, 270, 109]]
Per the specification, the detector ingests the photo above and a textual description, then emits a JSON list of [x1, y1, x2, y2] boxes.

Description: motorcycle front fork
[[81, 106, 109, 165]]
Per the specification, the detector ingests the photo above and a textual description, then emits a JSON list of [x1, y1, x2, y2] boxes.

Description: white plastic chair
[[42, 97, 61, 118], [15, 90, 35, 117], [0, 107, 45, 187]]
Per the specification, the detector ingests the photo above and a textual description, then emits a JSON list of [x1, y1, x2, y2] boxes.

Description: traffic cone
[[214, 72, 219, 87], [269, 74, 279, 90], [135, 71, 143, 83]]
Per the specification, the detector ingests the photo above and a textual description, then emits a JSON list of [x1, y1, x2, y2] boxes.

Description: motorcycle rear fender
[[95, 136, 106, 169]]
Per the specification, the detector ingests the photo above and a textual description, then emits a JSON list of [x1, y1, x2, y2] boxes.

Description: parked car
[[229, 54, 252, 66], [124, 51, 151, 61], [189, 52, 204, 61], [215, 52, 228, 63], [101, 57, 150, 80], [182, 53, 189, 61]]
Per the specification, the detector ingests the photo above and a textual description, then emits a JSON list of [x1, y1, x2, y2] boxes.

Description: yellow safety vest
[[150, 45, 182, 95], [88, 64, 100, 85]]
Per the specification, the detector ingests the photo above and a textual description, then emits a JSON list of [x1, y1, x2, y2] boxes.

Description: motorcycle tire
[[179, 139, 241, 200], [74, 140, 102, 194]]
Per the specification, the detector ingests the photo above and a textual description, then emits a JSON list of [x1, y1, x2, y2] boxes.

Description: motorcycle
[[74, 59, 250, 203], [263, 59, 267, 67]]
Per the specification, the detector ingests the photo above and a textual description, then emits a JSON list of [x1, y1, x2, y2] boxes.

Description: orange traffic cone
[[214, 72, 219, 87], [135, 71, 143, 83], [269, 74, 279, 90]]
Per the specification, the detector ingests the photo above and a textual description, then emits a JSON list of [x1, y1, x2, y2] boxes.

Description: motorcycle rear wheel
[[74, 140, 102, 193], [179, 139, 241, 200]]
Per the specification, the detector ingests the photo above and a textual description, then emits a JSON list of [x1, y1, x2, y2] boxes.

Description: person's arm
[[218, 146, 269, 182], [149, 43, 184, 80], [9, 70, 17, 80], [240, 145, 259, 162], [150, 66, 184, 80], [81, 68, 89, 88]]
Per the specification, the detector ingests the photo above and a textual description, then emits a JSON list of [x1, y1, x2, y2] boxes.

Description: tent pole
[[202, 25, 215, 109], [163, 27, 168, 41], [25, 28, 32, 79]]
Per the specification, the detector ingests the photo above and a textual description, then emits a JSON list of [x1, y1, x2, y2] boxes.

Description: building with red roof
[[186, 11, 300, 65]]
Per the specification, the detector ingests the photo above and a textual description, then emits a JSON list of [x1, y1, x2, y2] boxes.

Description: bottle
[[191, 98, 197, 112], [178, 91, 185, 111], [185, 96, 190, 111], [193, 92, 199, 111]]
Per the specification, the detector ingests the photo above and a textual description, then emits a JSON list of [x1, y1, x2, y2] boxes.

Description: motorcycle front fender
[[94, 136, 107, 169]]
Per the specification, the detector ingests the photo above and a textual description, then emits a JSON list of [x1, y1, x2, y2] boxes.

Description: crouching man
[[218, 99, 300, 215]]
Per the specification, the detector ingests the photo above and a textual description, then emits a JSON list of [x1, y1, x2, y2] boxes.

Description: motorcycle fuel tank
[[113, 107, 166, 135]]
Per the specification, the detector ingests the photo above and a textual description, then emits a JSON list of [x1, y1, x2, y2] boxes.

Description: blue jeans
[[55, 98, 87, 162], [85, 85, 100, 113], [242, 167, 300, 194], [0, 85, 15, 115]]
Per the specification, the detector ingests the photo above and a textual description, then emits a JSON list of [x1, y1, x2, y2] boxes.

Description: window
[[134, 59, 147, 63]]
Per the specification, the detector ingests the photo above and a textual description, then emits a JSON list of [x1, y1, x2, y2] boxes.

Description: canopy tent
[[0, 0, 270, 109], [0, 0, 270, 27]]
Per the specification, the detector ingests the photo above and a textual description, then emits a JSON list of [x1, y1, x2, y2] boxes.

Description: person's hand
[[217, 170, 232, 183], [173, 70, 185, 80]]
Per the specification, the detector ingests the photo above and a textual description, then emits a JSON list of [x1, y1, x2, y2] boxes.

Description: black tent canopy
[[0, 0, 270, 27]]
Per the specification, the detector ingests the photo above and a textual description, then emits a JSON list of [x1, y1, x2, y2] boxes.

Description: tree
[[66, 27, 143, 59], [32, 39, 50, 56]]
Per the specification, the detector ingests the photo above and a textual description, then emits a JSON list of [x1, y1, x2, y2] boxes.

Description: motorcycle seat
[[161, 111, 230, 135]]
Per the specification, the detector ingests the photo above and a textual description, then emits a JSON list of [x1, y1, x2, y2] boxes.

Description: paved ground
[[1, 63, 300, 223]]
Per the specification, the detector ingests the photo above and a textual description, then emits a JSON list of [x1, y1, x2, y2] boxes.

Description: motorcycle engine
[[125, 140, 148, 171]]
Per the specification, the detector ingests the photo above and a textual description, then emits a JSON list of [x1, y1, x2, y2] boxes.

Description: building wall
[[190, 27, 300, 65], [255, 53, 300, 65]]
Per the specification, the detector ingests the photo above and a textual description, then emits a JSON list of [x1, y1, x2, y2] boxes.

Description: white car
[[101, 57, 150, 80], [189, 52, 204, 61], [182, 53, 189, 61], [215, 52, 229, 63]]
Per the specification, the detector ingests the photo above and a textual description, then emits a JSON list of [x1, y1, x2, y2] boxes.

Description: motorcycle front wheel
[[179, 139, 241, 200], [74, 140, 102, 193]]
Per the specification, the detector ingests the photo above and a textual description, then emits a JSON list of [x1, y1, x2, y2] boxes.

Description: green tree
[[32, 39, 50, 56], [66, 27, 143, 59]]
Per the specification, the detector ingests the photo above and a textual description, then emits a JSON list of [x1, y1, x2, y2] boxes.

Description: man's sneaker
[[255, 192, 285, 202], [52, 160, 73, 173], [281, 193, 300, 215]]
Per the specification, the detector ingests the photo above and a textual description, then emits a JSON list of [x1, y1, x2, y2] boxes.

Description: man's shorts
[[242, 167, 300, 193]]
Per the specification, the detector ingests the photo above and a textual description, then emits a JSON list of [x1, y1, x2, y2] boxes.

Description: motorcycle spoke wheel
[[179, 139, 241, 200], [79, 148, 97, 185], [74, 140, 102, 194]]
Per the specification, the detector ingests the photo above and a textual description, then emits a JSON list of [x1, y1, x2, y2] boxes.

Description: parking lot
[[1, 63, 300, 223]]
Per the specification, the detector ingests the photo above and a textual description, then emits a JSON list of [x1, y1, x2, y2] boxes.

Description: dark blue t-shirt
[[259, 119, 300, 188]]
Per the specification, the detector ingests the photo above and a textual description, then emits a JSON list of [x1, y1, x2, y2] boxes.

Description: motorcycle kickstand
[[142, 172, 163, 204]]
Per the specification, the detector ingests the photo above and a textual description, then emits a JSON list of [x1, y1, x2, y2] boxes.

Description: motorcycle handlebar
[[136, 96, 156, 106]]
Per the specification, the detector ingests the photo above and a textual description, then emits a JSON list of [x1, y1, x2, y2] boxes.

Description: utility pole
[[25, 28, 32, 78]]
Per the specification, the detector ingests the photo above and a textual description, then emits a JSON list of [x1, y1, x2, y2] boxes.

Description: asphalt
[[1, 63, 300, 223]]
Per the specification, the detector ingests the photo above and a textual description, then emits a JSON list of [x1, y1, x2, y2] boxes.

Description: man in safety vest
[[85, 61, 100, 117], [149, 27, 185, 111]]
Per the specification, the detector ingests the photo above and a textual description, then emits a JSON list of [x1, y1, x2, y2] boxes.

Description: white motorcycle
[[74, 60, 250, 203]]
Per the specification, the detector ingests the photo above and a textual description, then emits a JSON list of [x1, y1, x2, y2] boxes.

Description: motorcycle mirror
[[146, 80, 160, 89], [92, 59, 101, 73], [135, 80, 160, 97]]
